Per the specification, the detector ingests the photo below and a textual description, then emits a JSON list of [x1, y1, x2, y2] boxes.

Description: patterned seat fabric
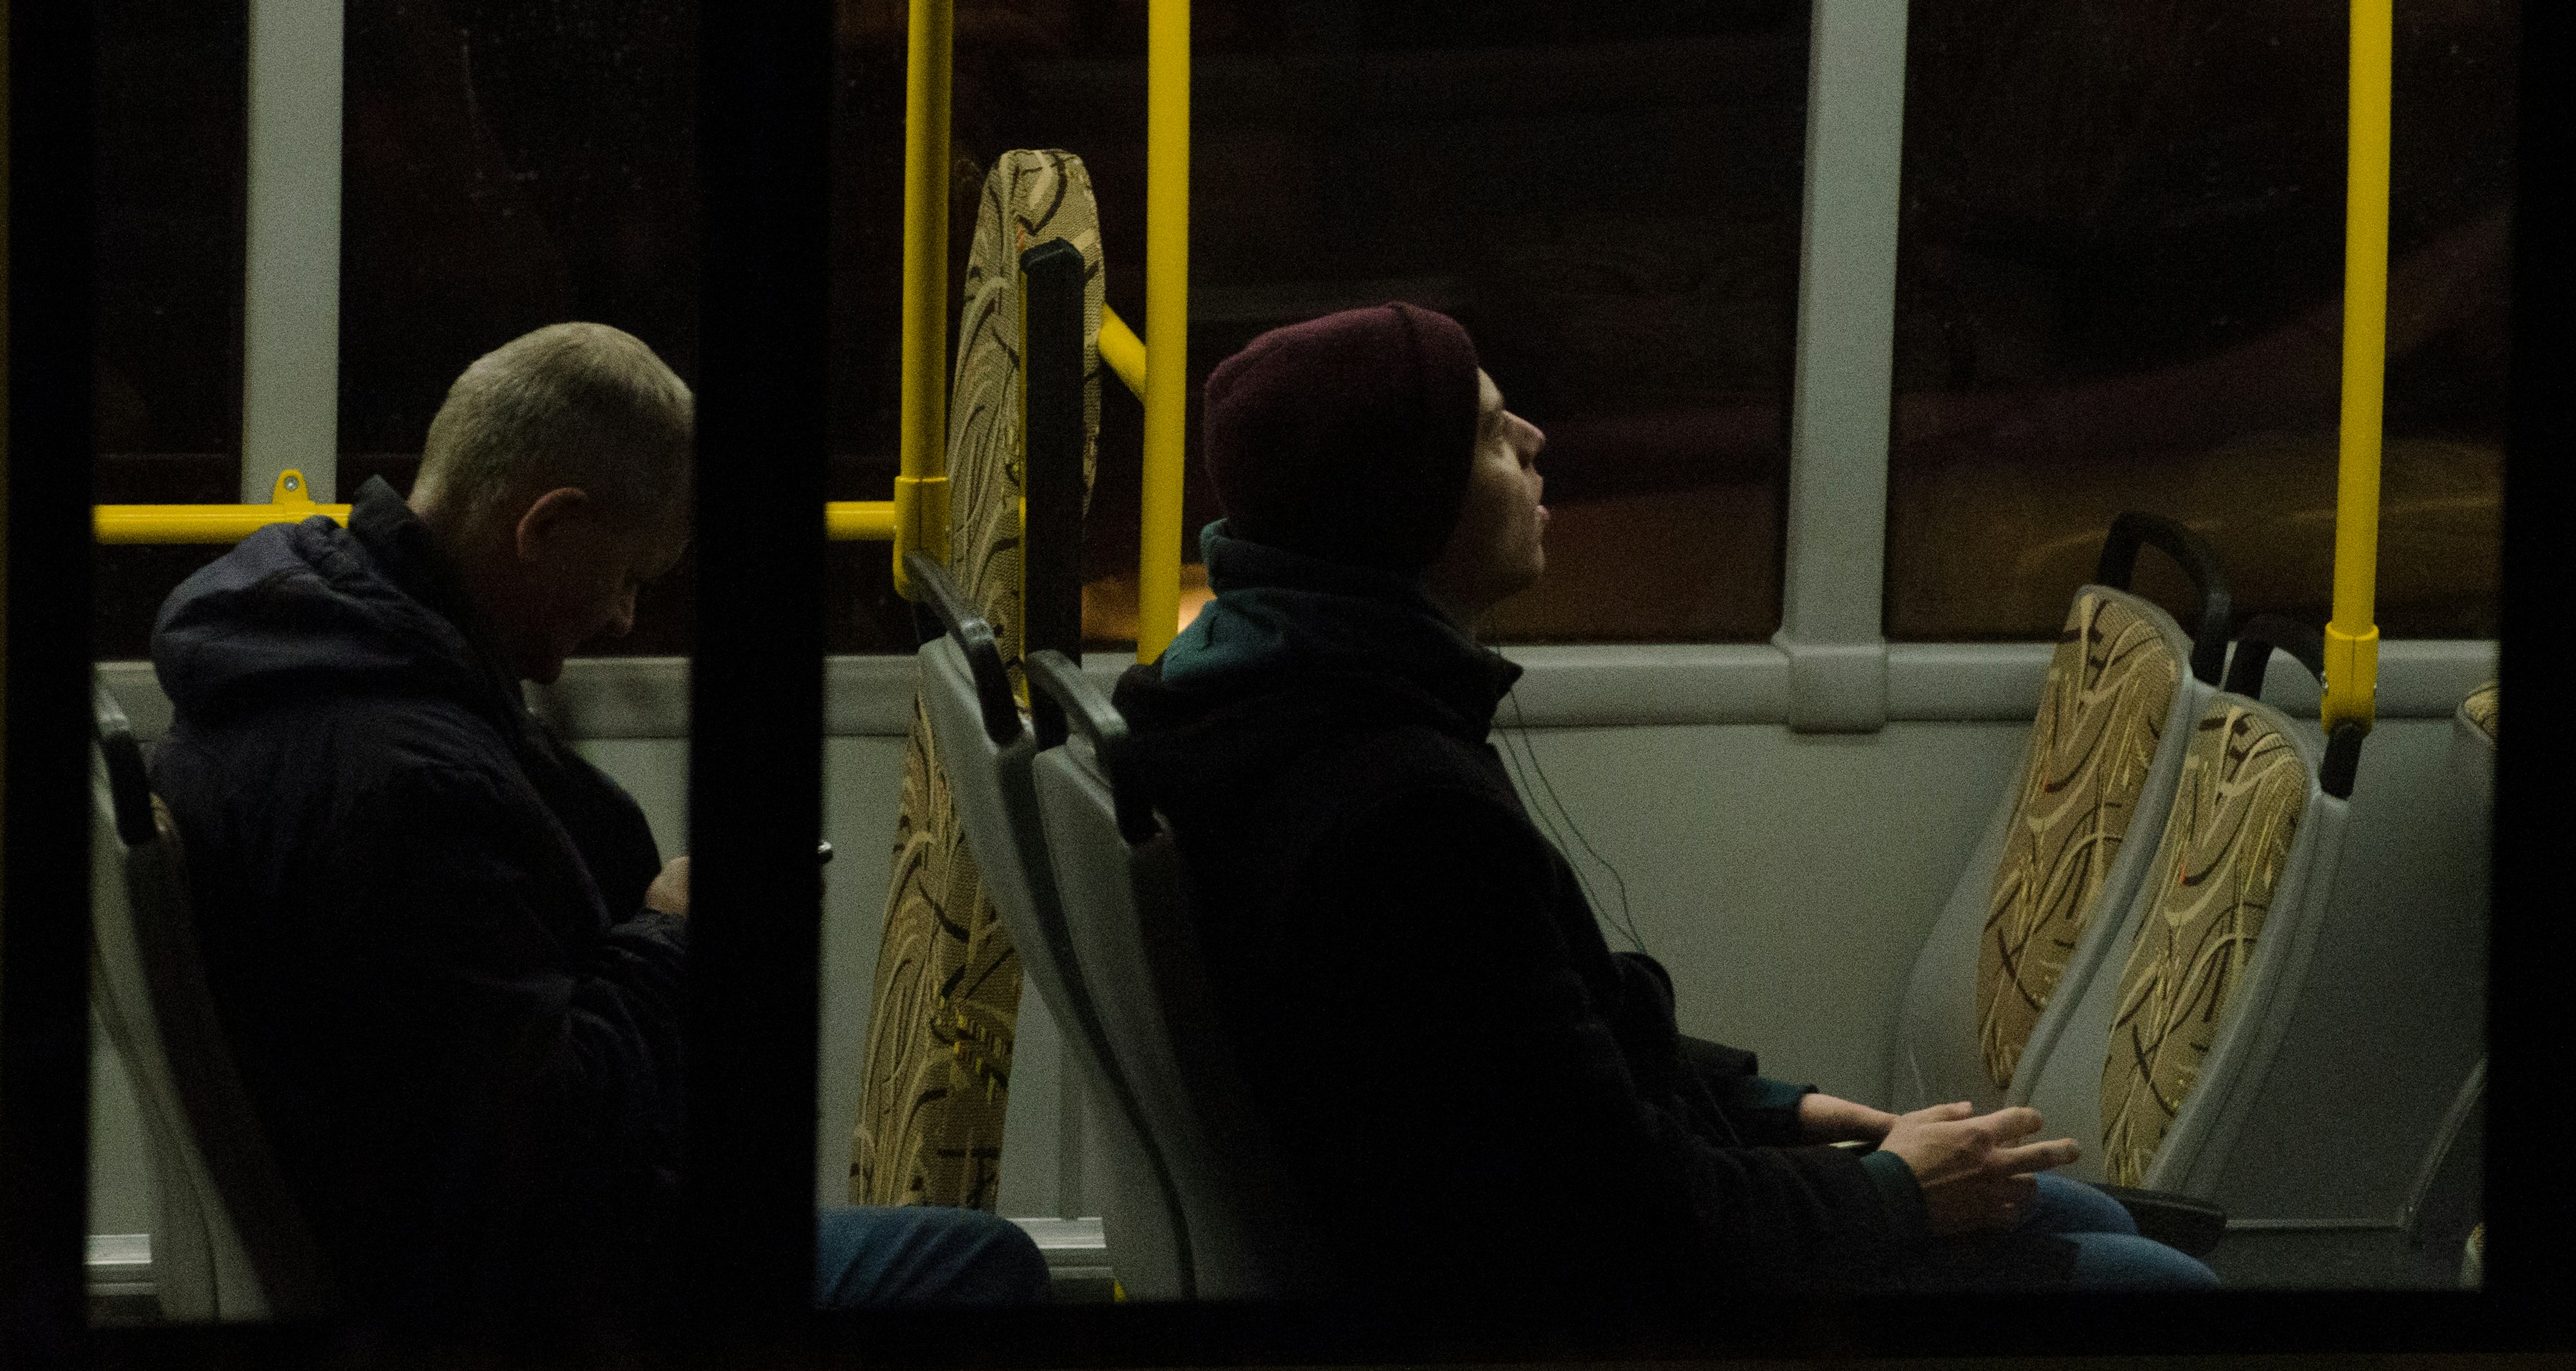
[[2462, 681, 2498, 743], [1975, 591, 2182, 1088], [855, 150, 1104, 1207], [2098, 701, 2311, 1186]]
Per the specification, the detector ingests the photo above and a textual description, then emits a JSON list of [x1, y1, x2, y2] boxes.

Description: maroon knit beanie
[[1203, 303, 1482, 575]]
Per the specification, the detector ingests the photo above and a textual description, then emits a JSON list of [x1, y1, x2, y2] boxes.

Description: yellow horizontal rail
[[824, 502, 900, 542], [1098, 304, 1146, 400], [96, 503, 351, 544], [95, 474, 902, 545]]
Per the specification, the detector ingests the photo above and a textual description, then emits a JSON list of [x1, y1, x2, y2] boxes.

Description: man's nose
[[1513, 414, 1546, 462], [608, 590, 638, 638]]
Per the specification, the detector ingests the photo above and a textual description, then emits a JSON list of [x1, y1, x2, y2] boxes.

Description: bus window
[[91, 0, 249, 662], [334, 0, 718, 657], [832, 1, 1808, 649], [1882, 0, 2509, 643]]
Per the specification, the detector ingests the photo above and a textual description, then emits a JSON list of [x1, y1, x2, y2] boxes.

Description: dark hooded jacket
[[149, 477, 685, 1334], [1111, 524, 1930, 1315]]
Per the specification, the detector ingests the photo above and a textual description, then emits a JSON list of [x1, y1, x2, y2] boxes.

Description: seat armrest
[[2094, 1184, 2228, 1257]]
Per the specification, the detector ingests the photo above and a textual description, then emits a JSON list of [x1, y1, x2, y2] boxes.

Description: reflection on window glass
[[92, 0, 248, 660], [834, 0, 1806, 649], [1884, 1, 2509, 641]]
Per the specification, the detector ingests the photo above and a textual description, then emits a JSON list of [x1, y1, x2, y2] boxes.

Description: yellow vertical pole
[[1136, 0, 1191, 661], [2323, 0, 2391, 735], [893, 0, 955, 598]]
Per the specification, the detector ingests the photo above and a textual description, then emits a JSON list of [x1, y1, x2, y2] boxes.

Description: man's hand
[[645, 856, 690, 920], [1797, 1092, 1898, 1145], [1878, 1101, 2080, 1236]]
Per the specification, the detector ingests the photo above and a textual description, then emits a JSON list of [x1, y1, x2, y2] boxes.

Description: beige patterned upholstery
[[2098, 701, 2311, 1186], [1975, 591, 2182, 1088], [2462, 680, 2497, 743], [853, 150, 1103, 1207]]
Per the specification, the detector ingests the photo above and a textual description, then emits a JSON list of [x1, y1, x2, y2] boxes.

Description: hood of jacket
[[1113, 521, 1523, 792], [153, 476, 526, 731]]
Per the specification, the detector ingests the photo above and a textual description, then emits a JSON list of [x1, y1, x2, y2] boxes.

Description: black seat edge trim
[[904, 550, 1023, 747], [2095, 512, 2234, 686], [1025, 650, 1155, 846], [2323, 721, 2366, 801], [92, 674, 157, 849]]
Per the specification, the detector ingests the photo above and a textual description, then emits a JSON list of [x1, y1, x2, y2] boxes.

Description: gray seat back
[[906, 556, 1191, 1298], [89, 676, 334, 1320], [1890, 513, 2233, 1114], [1025, 650, 1327, 1302], [2399, 1058, 2482, 1256]]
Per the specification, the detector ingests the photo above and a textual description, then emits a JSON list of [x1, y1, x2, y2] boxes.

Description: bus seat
[[2412, 685, 2492, 1287], [904, 555, 1191, 1299], [89, 675, 335, 1321], [2398, 1058, 2482, 1285], [1888, 512, 2233, 1116], [1024, 650, 1329, 1302], [2018, 615, 2365, 1209]]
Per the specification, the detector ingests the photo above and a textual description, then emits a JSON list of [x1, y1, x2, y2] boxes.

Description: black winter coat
[[150, 478, 686, 1335], [1112, 538, 1928, 1316]]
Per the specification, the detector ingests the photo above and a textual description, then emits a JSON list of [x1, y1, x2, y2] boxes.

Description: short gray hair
[[414, 323, 693, 533]]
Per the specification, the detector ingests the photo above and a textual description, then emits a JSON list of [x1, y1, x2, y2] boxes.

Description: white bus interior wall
[[89, 636, 2494, 1244]]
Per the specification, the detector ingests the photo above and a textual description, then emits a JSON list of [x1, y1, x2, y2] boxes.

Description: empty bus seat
[[88, 675, 334, 1321], [2017, 616, 2366, 1209], [904, 555, 1191, 1299], [1023, 650, 1327, 1302], [1889, 512, 2233, 1115]]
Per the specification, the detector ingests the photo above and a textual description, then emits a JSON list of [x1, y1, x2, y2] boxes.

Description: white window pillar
[[240, 0, 345, 502], [1773, 0, 1910, 732]]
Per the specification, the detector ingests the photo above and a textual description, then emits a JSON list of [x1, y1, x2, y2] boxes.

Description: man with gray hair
[[151, 323, 1044, 1341]]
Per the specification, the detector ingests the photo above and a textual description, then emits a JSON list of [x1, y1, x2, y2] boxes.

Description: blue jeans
[[811, 1206, 1050, 1306], [1896, 1174, 2221, 1289]]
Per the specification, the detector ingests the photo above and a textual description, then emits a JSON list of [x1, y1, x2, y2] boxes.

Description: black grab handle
[[2096, 512, 2233, 687], [1025, 648, 1156, 846], [904, 550, 1023, 748], [2221, 613, 2326, 701], [2219, 613, 2366, 800]]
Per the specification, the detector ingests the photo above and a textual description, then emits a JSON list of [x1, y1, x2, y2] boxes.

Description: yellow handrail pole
[[2324, 0, 2391, 736], [1098, 305, 1147, 401], [892, 0, 955, 597], [1137, 0, 1191, 661]]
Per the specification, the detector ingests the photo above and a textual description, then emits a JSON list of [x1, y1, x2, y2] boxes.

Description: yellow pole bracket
[[94, 467, 348, 544], [2324, 0, 2391, 737], [1098, 304, 1147, 401]]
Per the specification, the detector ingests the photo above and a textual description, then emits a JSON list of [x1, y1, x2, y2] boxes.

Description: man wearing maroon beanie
[[1110, 305, 2210, 1317]]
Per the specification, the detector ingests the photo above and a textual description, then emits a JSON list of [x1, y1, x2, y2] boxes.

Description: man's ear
[[513, 487, 592, 564]]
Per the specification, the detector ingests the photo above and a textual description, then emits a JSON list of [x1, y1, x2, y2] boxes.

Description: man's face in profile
[[507, 482, 691, 683], [1425, 369, 1548, 615]]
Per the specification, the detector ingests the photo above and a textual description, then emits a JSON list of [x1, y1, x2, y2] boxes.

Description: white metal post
[[1773, 0, 1909, 732], [240, 0, 345, 502]]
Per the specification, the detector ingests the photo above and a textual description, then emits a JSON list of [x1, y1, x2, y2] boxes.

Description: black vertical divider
[[683, 0, 834, 1345], [1020, 239, 1087, 747], [2492, 0, 2574, 1320], [4, 1, 99, 1362]]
